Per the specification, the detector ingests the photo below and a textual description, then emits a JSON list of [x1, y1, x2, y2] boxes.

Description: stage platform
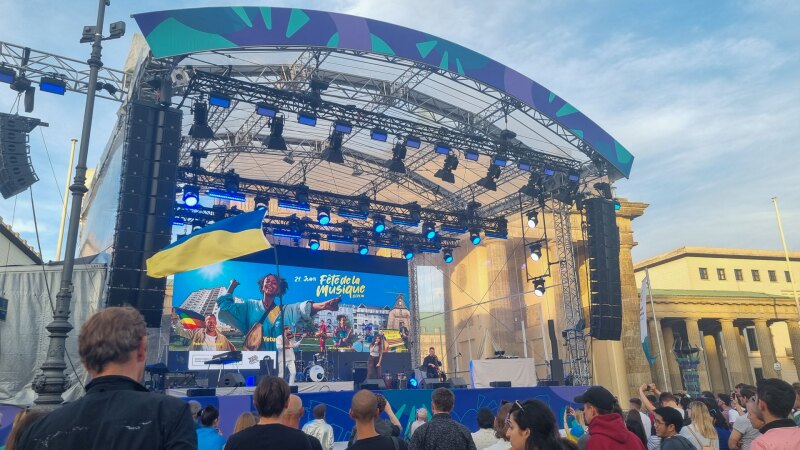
[[167, 381, 355, 396], [179, 385, 588, 441]]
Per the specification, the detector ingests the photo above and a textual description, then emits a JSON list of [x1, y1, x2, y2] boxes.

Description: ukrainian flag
[[146, 208, 270, 278]]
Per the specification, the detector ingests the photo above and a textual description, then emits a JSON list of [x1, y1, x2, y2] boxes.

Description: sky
[[0, 0, 798, 264]]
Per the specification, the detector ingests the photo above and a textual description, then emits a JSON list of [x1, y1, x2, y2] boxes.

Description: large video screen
[[169, 246, 411, 371]]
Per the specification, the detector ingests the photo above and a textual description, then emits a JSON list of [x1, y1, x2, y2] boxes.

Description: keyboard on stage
[[204, 351, 242, 365]]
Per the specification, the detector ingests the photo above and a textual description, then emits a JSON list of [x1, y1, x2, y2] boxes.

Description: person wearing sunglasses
[[572, 386, 646, 450]]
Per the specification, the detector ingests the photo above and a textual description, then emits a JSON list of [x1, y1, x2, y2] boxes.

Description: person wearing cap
[[573, 386, 646, 450]]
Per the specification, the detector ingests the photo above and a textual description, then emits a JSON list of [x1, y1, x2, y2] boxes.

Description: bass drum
[[306, 364, 326, 382]]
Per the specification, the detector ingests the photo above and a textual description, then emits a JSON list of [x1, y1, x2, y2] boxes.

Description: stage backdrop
[[169, 246, 411, 371]]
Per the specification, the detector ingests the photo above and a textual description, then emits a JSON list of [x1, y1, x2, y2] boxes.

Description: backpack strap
[[391, 436, 400, 450]]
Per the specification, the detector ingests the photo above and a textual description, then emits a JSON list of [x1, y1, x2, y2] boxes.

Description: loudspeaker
[[187, 388, 216, 397], [537, 380, 561, 386], [549, 359, 564, 385], [547, 320, 560, 361], [490, 381, 512, 388], [361, 378, 386, 390], [0, 113, 43, 199], [427, 380, 450, 389], [352, 367, 368, 386], [450, 377, 468, 388], [221, 373, 245, 387], [585, 198, 622, 340]]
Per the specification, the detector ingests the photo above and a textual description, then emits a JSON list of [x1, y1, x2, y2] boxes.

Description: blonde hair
[[79, 307, 146, 373], [688, 401, 718, 440], [233, 412, 258, 433]]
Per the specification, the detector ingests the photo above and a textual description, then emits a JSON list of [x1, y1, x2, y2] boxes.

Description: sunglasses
[[505, 400, 525, 427]]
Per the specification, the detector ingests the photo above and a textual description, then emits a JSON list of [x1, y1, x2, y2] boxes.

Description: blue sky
[[1, 0, 798, 263]]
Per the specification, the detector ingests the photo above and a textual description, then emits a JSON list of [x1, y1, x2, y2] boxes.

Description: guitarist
[[275, 326, 303, 385], [423, 347, 445, 381], [216, 274, 341, 351]]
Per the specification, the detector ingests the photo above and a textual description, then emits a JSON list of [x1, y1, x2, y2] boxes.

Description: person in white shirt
[[410, 408, 428, 437], [718, 393, 740, 426], [630, 398, 653, 439], [472, 408, 500, 450], [302, 404, 334, 450], [275, 326, 302, 385], [483, 403, 512, 450]]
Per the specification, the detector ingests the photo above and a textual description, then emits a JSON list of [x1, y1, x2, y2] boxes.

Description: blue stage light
[[208, 92, 231, 108], [493, 157, 507, 167], [207, 189, 245, 202], [423, 221, 437, 240], [39, 76, 66, 95], [278, 198, 311, 211], [309, 236, 321, 250], [370, 128, 388, 142], [434, 142, 450, 155], [372, 215, 386, 233], [317, 207, 331, 225], [568, 171, 580, 183], [334, 121, 353, 134], [464, 149, 479, 161], [470, 229, 481, 245], [172, 217, 186, 226], [358, 243, 369, 255], [297, 111, 317, 126], [614, 200, 621, 211], [255, 103, 277, 117], [517, 161, 532, 171], [543, 167, 556, 176], [182, 185, 199, 207], [405, 136, 421, 148], [443, 249, 453, 264], [403, 247, 414, 260], [0, 67, 16, 84]]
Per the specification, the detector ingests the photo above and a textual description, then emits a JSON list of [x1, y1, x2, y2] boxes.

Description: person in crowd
[[729, 386, 762, 450], [572, 386, 645, 450], [282, 395, 323, 450], [197, 405, 226, 450], [225, 376, 312, 450], [679, 401, 719, 450], [348, 394, 402, 446], [472, 407, 500, 450], [303, 404, 334, 450], [630, 398, 653, 439], [484, 403, 512, 450], [410, 387, 476, 450], [562, 407, 586, 443], [792, 382, 800, 425], [749, 378, 800, 450], [422, 347, 444, 381], [15, 307, 196, 450], [718, 394, 740, 427], [699, 399, 730, 450], [188, 400, 203, 427], [625, 410, 648, 447], [640, 384, 685, 418], [4, 408, 49, 450], [217, 276, 340, 351], [410, 408, 428, 437], [367, 334, 386, 379], [276, 326, 302, 386], [504, 399, 571, 450], [233, 412, 258, 434], [346, 390, 408, 450], [172, 312, 235, 351], [653, 407, 694, 449]]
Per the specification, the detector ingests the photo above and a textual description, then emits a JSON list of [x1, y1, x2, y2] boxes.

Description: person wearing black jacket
[[17, 307, 196, 450]]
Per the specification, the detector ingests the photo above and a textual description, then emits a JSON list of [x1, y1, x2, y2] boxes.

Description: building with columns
[[635, 247, 800, 393]]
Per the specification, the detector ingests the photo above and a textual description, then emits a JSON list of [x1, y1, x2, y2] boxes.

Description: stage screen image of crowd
[[169, 246, 411, 371]]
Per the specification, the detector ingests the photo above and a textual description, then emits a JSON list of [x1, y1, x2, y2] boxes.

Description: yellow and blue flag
[[146, 208, 270, 278]]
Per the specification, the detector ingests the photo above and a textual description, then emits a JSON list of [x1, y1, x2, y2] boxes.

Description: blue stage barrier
[[186, 385, 589, 441]]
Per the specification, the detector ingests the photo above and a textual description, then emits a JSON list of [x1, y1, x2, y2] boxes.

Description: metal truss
[[0, 41, 127, 102], [176, 166, 508, 235], [408, 258, 421, 368], [551, 200, 591, 385]]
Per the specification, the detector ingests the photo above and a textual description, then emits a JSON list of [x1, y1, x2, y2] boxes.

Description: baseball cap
[[574, 386, 616, 411]]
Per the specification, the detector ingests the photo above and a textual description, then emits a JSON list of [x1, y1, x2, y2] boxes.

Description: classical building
[[635, 247, 800, 392]]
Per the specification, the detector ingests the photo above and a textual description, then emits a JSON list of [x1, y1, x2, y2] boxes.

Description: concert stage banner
[[169, 246, 411, 371]]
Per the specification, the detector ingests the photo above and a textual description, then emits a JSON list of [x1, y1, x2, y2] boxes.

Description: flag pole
[[647, 268, 670, 391], [772, 198, 800, 321]]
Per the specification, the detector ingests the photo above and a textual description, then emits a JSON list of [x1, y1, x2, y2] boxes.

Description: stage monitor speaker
[[353, 367, 368, 386], [449, 377, 468, 388], [187, 388, 216, 397], [585, 198, 622, 340], [361, 378, 386, 390], [427, 380, 450, 389], [221, 373, 245, 387], [490, 381, 512, 388], [537, 380, 561, 386]]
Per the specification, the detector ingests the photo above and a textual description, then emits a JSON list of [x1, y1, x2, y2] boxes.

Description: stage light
[[321, 131, 345, 164], [492, 157, 507, 167], [254, 195, 269, 210], [370, 128, 388, 142], [527, 211, 538, 228], [443, 249, 454, 264], [409, 376, 419, 388], [386, 142, 407, 174], [543, 167, 556, 176], [316, 207, 331, 225], [372, 215, 386, 233], [207, 189, 245, 202], [464, 149, 479, 161], [434, 155, 459, 184], [297, 111, 317, 126], [208, 91, 231, 108], [182, 185, 199, 207], [189, 101, 214, 139], [520, 173, 543, 198], [39, 76, 66, 95], [403, 246, 415, 260], [265, 116, 287, 150], [172, 217, 185, 226], [0, 66, 16, 84], [469, 228, 482, 245], [568, 170, 580, 183], [529, 242, 542, 261], [423, 221, 437, 240], [476, 165, 501, 191], [256, 103, 277, 117], [533, 278, 546, 297], [358, 242, 369, 255], [334, 121, 353, 134], [434, 142, 450, 155], [517, 161, 532, 171], [405, 136, 421, 148], [308, 235, 321, 250], [614, 200, 621, 211]]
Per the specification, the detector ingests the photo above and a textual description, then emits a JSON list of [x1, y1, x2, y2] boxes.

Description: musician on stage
[[367, 334, 388, 379], [275, 325, 302, 385], [216, 274, 341, 351], [423, 347, 445, 381], [334, 314, 352, 348]]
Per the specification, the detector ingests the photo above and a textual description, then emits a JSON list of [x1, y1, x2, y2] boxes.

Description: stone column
[[648, 319, 669, 389], [661, 323, 684, 392], [684, 318, 712, 392], [704, 333, 726, 393], [754, 319, 779, 378], [787, 320, 800, 379], [720, 319, 752, 385]]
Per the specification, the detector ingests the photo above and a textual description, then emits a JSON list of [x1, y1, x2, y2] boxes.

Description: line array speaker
[[0, 113, 43, 199], [585, 198, 622, 340]]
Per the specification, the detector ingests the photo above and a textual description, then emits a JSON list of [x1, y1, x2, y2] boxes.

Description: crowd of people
[[3, 307, 800, 450]]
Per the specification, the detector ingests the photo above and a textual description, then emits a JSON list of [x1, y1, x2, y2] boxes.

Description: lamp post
[[33, 0, 124, 407]]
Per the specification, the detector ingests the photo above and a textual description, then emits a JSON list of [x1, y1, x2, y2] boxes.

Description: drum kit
[[296, 352, 335, 382]]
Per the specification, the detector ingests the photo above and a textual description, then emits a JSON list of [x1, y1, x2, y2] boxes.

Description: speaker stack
[[585, 198, 623, 340], [0, 113, 43, 199]]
